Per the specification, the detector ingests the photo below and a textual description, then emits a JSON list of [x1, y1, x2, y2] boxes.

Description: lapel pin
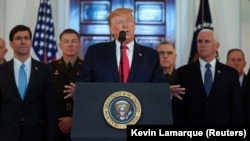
[[54, 70, 59, 75], [139, 53, 142, 56], [35, 67, 38, 70]]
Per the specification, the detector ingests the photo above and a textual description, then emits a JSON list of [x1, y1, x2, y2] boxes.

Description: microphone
[[118, 31, 126, 83], [118, 31, 126, 42]]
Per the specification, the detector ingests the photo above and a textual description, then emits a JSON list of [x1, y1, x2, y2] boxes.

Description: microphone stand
[[118, 31, 126, 83], [120, 41, 124, 83]]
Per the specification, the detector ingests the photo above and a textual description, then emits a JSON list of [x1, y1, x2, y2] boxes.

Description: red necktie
[[119, 45, 130, 83]]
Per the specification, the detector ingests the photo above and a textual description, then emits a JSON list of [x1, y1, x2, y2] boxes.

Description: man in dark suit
[[226, 48, 247, 89], [172, 29, 244, 124], [226, 48, 247, 123], [78, 8, 164, 82], [0, 25, 57, 141], [64, 8, 185, 99], [245, 68, 250, 124], [48, 28, 83, 141]]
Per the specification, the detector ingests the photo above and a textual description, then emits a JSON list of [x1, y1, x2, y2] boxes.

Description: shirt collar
[[14, 57, 32, 68], [115, 40, 134, 51], [199, 58, 216, 69]]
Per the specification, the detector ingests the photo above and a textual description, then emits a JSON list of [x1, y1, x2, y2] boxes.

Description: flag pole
[[42, 0, 48, 63], [188, 0, 213, 64]]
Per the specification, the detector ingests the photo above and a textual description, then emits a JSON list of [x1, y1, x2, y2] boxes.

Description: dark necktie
[[67, 62, 72, 73], [119, 45, 130, 83], [18, 64, 27, 100], [165, 73, 171, 83], [204, 63, 212, 96]]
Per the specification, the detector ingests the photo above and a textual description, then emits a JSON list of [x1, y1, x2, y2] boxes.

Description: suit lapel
[[194, 62, 207, 90], [25, 59, 39, 100], [53, 57, 83, 77], [128, 43, 144, 82], [70, 57, 83, 76], [208, 62, 222, 97], [242, 74, 247, 88], [55, 58, 68, 75], [6, 60, 22, 100], [106, 41, 120, 82], [194, 61, 209, 97]]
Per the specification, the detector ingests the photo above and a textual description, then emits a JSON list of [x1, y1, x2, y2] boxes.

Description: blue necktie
[[204, 63, 212, 96], [18, 64, 27, 100]]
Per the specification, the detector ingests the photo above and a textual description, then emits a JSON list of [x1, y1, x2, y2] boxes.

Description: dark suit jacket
[[245, 68, 250, 124], [241, 74, 247, 90], [78, 40, 165, 82], [172, 61, 244, 124], [0, 58, 57, 141]]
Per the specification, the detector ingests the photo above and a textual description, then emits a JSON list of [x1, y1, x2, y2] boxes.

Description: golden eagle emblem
[[103, 91, 141, 129]]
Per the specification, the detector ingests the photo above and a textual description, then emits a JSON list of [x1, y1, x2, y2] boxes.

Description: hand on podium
[[170, 84, 185, 100], [63, 82, 185, 100]]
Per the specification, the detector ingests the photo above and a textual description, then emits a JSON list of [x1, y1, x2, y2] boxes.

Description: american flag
[[187, 0, 213, 64], [33, 0, 57, 63]]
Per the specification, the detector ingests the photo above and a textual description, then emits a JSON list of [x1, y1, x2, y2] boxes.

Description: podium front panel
[[71, 83, 172, 141]]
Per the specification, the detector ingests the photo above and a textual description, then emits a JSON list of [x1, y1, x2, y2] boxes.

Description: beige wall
[[241, 0, 250, 73]]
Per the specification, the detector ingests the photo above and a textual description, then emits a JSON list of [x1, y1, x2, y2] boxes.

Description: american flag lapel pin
[[54, 70, 59, 75]]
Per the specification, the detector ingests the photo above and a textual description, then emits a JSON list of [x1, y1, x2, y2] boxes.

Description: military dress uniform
[[164, 69, 176, 85], [48, 57, 83, 141]]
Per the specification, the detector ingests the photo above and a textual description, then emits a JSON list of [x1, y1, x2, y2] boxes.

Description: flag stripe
[[32, 0, 57, 63]]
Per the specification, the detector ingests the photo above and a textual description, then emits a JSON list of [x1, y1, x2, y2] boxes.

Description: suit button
[[20, 118, 24, 125], [66, 103, 72, 111]]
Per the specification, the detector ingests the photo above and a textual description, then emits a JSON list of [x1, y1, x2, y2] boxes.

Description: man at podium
[[61, 7, 185, 141], [63, 8, 185, 99]]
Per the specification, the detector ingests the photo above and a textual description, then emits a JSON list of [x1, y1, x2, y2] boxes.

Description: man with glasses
[[156, 40, 177, 84]]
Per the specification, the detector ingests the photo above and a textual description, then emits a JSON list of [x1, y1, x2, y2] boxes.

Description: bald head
[[0, 37, 5, 47], [0, 37, 7, 64]]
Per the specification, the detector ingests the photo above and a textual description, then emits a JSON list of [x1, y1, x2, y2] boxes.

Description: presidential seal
[[103, 91, 141, 129]]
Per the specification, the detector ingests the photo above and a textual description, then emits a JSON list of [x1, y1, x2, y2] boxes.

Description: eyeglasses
[[14, 36, 31, 41], [158, 51, 174, 56]]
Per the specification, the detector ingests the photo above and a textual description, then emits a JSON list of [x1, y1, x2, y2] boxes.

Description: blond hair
[[108, 8, 133, 25]]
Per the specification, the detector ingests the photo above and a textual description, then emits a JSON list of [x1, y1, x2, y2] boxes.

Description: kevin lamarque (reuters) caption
[[127, 125, 250, 140]]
